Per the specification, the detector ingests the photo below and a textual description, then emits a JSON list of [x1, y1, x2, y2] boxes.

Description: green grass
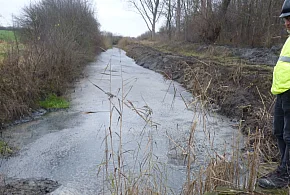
[[0, 30, 18, 62], [0, 30, 15, 42], [0, 141, 13, 156], [39, 94, 70, 109]]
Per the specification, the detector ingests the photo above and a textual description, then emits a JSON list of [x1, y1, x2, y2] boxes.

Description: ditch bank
[[0, 178, 60, 194], [125, 43, 277, 158]]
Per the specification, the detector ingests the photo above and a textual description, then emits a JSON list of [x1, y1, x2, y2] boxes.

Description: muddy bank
[[124, 43, 276, 156], [0, 178, 59, 195]]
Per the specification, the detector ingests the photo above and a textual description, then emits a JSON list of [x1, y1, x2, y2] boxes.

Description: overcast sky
[[0, 0, 162, 37]]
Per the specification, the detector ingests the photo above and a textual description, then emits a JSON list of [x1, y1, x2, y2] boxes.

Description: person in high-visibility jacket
[[258, 0, 290, 189]]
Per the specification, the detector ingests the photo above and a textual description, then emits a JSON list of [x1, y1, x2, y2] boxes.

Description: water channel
[[0, 48, 242, 194]]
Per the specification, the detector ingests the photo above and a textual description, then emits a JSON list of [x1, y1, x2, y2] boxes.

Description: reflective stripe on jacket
[[271, 36, 290, 95]]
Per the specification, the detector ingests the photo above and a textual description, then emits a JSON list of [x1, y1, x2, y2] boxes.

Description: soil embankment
[[124, 43, 276, 157]]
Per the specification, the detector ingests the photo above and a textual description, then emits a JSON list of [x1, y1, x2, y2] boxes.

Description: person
[[258, 0, 290, 189]]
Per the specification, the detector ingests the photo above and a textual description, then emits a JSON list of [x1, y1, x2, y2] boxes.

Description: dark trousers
[[274, 89, 290, 170]]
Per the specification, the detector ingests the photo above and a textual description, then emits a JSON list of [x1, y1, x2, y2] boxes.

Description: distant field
[[0, 30, 21, 62], [0, 30, 15, 42]]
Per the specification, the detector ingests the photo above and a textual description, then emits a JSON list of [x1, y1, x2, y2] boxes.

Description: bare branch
[[128, 0, 164, 39]]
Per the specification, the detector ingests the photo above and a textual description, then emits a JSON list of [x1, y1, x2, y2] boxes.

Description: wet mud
[[0, 178, 60, 195]]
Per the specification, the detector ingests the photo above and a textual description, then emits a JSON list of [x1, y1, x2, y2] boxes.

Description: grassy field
[[0, 30, 15, 42], [0, 30, 15, 62], [0, 30, 22, 62]]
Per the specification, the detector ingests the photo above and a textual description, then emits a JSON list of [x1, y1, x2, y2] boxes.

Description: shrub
[[0, 0, 103, 127], [17, 0, 103, 94], [16, 0, 102, 94]]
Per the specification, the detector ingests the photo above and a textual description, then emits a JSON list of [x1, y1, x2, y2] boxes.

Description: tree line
[[130, 0, 285, 47]]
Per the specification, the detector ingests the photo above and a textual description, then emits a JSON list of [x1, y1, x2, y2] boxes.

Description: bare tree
[[129, 0, 165, 39], [164, 0, 175, 40], [175, 0, 181, 39], [155, 0, 284, 47], [209, 0, 231, 42]]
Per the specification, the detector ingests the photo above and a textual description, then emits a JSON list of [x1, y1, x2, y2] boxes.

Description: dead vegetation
[[137, 0, 284, 49], [122, 40, 278, 163], [98, 46, 279, 194], [0, 0, 104, 128]]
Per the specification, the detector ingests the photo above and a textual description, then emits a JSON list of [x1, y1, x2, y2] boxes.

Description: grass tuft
[[39, 94, 70, 109], [0, 140, 13, 155]]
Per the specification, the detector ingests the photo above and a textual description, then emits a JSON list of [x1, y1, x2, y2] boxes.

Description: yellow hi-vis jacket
[[271, 36, 290, 95]]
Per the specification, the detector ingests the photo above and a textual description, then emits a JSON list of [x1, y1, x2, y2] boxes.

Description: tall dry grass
[[95, 46, 279, 195], [0, 42, 38, 125]]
